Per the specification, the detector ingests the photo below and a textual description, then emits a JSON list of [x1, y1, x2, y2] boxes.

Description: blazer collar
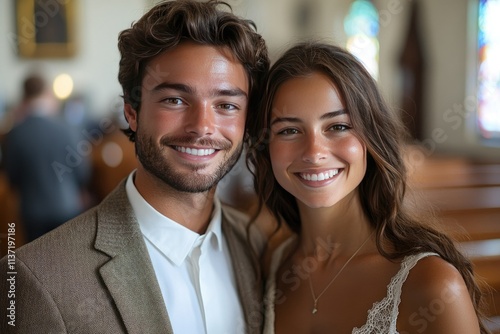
[[94, 181, 173, 334], [221, 210, 264, 334]]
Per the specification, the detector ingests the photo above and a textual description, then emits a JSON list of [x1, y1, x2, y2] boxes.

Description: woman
[[247, 42, 490, 333]]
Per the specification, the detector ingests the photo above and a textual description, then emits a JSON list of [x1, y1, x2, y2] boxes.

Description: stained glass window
[[344, 0, 379, 80], [478, 0, 500, 139]]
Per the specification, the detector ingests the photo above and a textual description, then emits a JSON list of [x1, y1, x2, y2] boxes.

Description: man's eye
[[163, 98, 183, 105], [218, 103, 238, 111]]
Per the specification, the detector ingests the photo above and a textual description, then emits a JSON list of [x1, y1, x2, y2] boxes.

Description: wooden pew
[[0, 171, 26, 258], [405, 148, 500, 330], [460, 238, 500, 324], [422, 187, 500, 241]]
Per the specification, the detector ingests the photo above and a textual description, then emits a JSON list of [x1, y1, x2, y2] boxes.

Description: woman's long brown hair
[[246, 42, 491, 333]]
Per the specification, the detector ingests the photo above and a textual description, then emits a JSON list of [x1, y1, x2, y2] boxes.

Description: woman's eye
[[277, 128, 299, 135], [329, 124, 351, 132]]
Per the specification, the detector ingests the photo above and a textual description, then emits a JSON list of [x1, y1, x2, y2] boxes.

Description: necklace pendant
[[312, 307, 318, 315]]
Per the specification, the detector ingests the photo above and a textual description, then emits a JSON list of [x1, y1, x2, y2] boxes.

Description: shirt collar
[[125, 172, 223, 266]]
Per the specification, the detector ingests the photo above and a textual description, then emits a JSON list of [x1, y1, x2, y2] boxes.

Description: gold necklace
[[304, 232, 373, 315]]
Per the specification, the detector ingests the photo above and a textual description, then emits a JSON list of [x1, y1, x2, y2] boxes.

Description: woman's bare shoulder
[[397, 255, 481, 334]]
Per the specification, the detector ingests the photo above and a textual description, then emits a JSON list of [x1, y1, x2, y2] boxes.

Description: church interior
[[0, 0, 499, 331]]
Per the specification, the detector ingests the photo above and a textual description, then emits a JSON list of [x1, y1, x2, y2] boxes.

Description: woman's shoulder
[[397, 254, 481, 333], [402, 254, 466, 302]]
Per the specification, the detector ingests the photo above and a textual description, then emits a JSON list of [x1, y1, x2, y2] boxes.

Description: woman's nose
[[302, 134, 328, 164]]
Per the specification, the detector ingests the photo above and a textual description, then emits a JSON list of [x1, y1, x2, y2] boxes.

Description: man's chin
[[156, 171, 219, 193]]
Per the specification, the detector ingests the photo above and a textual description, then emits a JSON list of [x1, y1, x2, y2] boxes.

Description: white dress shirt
[[126, 173, 245, 334]]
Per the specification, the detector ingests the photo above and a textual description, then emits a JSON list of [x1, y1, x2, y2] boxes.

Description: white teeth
[[300, 169, 339, 181], [176, 146, 215, 156]]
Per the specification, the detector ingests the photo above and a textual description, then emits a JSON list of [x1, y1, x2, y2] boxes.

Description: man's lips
[[174, 146, 216, 156], [161, 136, 231, 157]]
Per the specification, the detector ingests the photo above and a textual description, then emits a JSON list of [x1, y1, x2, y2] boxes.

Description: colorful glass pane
[[478, 0, 500, 139], [344, 0, 379, 80]]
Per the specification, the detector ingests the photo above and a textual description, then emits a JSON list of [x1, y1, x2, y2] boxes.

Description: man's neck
[[133, 170, 216, 234]]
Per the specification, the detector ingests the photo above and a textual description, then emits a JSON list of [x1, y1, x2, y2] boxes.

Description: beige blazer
[[0, 181, 263, 333]]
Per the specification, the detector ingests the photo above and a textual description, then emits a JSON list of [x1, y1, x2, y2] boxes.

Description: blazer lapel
[[222, 211, 264, 334], [94, 182, 173, 334]]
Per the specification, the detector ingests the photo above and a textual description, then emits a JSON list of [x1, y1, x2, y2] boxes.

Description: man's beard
[[135, 131, 243, 193]]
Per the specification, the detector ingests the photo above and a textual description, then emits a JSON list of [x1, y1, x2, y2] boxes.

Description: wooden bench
[[460, 239, 500, 320], [408, 157, 500, 189], [422, 187, 500, 241], [405, 148, 500, 328], [0, 172, 25, 258]]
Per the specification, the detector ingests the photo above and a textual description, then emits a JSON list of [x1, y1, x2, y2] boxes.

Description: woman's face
[[268, 72, 367, 209]]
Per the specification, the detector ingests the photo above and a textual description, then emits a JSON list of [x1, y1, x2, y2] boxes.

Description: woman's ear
[[124, 103, 138, 132]]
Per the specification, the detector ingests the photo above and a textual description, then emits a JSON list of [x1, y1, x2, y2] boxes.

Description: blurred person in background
[[2, 73, 91, 242]]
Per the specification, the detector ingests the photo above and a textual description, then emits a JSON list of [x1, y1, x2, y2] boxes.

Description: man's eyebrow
[[151, 82, 247, 98], [151, 82, 194, 94], [216, 88, 248, 98], [271, 109, 347, 126]]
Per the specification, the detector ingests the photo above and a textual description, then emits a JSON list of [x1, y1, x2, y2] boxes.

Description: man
[[0, 1, 269, 333], [3, 74, 90, 242]]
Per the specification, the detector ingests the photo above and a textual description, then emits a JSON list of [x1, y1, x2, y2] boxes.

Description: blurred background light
[[53, 73, 74, 100]]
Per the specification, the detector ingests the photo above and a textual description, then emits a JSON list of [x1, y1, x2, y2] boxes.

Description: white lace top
[[263, 237, 439, 334]]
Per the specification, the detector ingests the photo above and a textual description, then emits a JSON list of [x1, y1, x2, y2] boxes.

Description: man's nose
[[184, 102, 215, 136]]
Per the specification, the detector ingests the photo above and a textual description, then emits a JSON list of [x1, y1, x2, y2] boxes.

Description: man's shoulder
[[221, 203, 251, 225], [220, 204, 269, 257], [14, 206, 100, 262], [15, 181, 131, 260]]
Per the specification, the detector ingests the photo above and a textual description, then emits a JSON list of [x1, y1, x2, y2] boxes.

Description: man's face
[[125, 41, 249, 193]]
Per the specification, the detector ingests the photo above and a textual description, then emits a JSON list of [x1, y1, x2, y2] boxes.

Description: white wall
[[418, 0, 499, 159], [0, 0, 149, 118], [0, 0, 498, 159]]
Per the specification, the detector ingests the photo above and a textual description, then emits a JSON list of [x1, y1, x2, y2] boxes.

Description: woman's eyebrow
[[270, 116, 301, 126], [320, 109, 347, 120], [271, 109, 347, 126]]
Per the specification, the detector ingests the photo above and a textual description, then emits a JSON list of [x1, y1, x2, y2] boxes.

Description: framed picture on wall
[[16, 0, 77, 58]]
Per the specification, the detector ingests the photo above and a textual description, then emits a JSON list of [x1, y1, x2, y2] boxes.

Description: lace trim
[[263, 238, 438, 334], [352, 252, 438, 334]]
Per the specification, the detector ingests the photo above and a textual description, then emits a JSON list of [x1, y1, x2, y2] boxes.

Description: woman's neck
[[297, 192, 373, 259]]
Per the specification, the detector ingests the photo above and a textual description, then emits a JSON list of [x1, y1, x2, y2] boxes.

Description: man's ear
[[124, 104, 138, 132]]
